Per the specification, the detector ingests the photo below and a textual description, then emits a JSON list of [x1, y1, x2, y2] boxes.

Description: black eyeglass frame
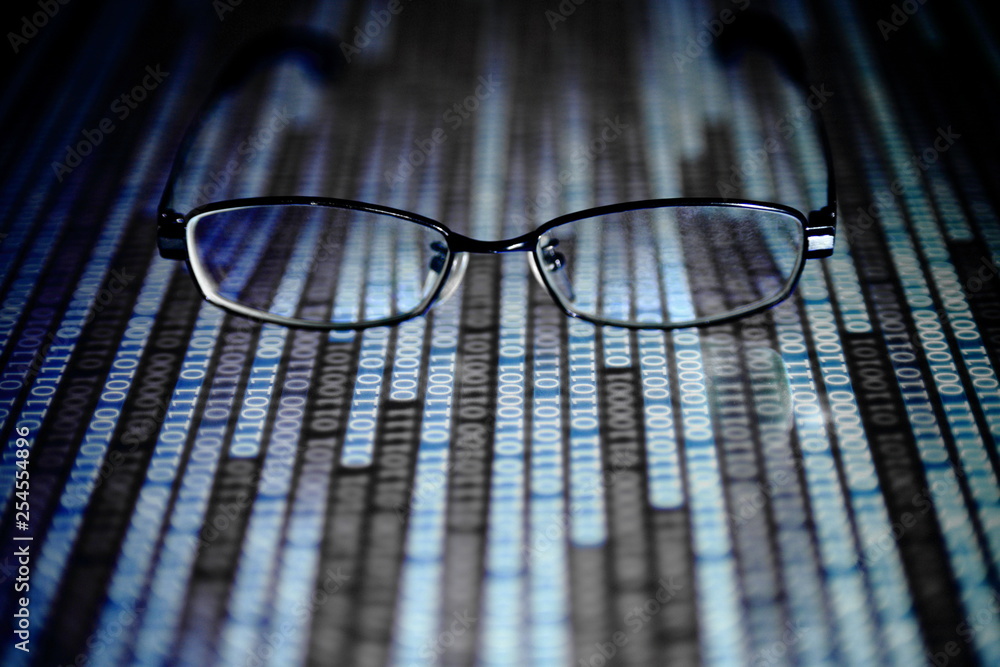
[[172, 195, 826, 331], [157, 15, 838, 331]]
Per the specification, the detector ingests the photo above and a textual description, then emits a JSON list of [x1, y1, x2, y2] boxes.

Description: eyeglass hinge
[[804, 206, 836, 259], [157, 209, 187, 260]]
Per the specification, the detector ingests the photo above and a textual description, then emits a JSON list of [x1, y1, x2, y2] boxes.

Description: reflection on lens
[[188, 204, 449, 326], [535, 204, 805, 327]]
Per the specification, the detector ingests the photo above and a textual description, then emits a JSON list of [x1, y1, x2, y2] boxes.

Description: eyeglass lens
[[537, 204, 805, 327], [189, 204, 449, 326]]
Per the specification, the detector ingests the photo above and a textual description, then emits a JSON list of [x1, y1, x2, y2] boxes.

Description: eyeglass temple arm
[[714, 10, 837, 259], [157, 28, 343, 259]]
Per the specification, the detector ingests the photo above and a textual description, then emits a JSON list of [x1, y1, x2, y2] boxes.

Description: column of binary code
[[600, 223, 633, 368], [653, 202, 747, 662], [308, 126, 416, 664], [268, 130, 392, 666], [600, 208, 633, 327], [479, 153, 531, 667], [521, 114, 571, 667], [687, 193, 805, 663], [327, 213, 370, 330], [177, 206, 307, 664], [337, 126, 393, 470], [632, 14, 685, 589], [336, 268, 388, 464], [555, 77, 614, 665], [504, 29, 606, 656], [387, 282, 462, 666], [266, 289, 356, 664], [349, 138, 443, 667], [590, 154, 659, 667], [564, 213, 605, 513], [179, 191, 327, 663], [220, 136, 349, 666], [723, 65, 838, 664]]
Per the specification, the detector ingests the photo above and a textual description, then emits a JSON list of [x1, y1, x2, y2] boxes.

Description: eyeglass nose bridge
[[446, 230, 537, 254], [440, 230, 553, 299]]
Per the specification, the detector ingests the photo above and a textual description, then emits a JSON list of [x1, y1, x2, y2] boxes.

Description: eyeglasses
[[158, 16, 837, 331]]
